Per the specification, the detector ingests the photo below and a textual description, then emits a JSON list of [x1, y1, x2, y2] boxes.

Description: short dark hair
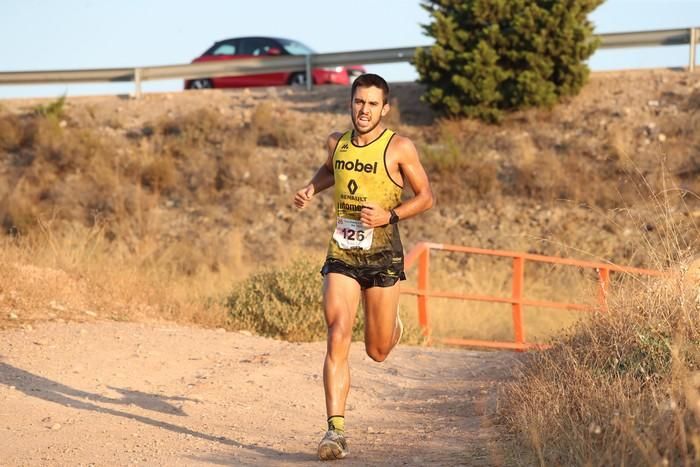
[[351, 73, 389, 104]]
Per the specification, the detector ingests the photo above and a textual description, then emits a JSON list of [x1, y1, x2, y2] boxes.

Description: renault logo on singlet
[[347, 179, 358, 195]]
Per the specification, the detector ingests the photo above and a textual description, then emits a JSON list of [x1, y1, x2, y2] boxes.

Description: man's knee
[[365, 344, 391, 362], [327, 323, 352, 352]]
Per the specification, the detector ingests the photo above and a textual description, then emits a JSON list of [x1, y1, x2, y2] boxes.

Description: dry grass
[[417, 84, 700, 211], [420, 119, 501, 201], [499, 172, 700, 465], [0, 97, 332, 333], [251, 101, 304, 148], [0, 221, 243, 330], [0, 98, 264, 328], [500, 273, 700, 466]]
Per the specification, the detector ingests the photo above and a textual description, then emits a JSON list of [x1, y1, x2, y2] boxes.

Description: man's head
[[350, 73, 391, 135], [351, 73, 389, 105]]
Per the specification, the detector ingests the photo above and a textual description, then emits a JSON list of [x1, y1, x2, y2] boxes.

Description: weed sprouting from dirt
[[33, 95, 66, 119]]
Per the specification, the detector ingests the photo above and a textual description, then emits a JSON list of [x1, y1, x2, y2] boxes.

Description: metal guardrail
[[0, 46, 417, 97], [0, 27, 696, 98]]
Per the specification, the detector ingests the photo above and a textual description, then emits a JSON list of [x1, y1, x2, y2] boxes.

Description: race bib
[[333, 217, 373, 250]]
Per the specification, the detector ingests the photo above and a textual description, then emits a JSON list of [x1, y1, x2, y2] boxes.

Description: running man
[[294, 73, 434, 461]]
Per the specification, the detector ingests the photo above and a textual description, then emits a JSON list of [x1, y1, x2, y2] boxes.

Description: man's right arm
[[294, 132, 342, 209]]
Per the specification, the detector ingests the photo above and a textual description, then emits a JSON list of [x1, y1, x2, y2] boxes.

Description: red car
[[184, 37, 365, 89]]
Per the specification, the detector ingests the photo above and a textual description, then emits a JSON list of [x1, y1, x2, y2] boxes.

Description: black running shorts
[[320, 257, 406, 290]]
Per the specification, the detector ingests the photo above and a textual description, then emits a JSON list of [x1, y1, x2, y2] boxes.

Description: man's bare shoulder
[[387, 133, 419, 159], [326, 131, 345, 151]]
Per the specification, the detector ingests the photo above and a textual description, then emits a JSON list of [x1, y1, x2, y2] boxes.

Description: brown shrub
[[0, 192, 38, 236], [250, 101, 302, 148], [34, 117, 108, 175], [158, 107, 225, 145], [0, 114, 24, 151], [136, 109, 231, 198], [219, 126, 259, 185], [605, 124, 635, 171], [421, 119, 500, 201], [421, 118, 630, 207], [501, 274, 700, 466], [506, 148, 564, 200], [140, 155, 178, 192], [499, 177, 700, 467], [686, 88, 700, 111]]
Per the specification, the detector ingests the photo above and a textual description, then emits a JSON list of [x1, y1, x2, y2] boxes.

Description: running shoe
[[318, 429, 348, 460]]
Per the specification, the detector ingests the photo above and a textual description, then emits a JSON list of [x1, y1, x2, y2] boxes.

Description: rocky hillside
[[0, 69, 698, 331]]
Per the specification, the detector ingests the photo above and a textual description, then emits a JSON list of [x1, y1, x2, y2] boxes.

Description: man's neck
[[352, 125, 386, 146]]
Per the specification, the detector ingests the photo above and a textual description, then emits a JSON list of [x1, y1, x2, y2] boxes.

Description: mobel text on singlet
[[334, 159, 378, 174]]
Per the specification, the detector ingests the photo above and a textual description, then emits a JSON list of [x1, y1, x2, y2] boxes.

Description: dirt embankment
[[2, 69, 699, 271]]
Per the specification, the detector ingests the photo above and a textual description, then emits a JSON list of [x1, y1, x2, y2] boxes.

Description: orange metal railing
[[401, 242, 665, 351]]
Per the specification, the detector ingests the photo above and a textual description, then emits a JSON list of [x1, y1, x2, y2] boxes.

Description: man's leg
[[319, 272, 360, 460], [363, 282, 402, 362]]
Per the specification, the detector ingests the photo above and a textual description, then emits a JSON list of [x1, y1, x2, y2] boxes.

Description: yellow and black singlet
[[327, 129, 404, 268]]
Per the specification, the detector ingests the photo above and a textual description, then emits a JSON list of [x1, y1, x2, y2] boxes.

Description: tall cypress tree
[[414, 0, 604, 122]]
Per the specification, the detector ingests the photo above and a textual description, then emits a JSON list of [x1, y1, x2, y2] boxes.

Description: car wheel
[[189, 79, 213, 90], [288, 73, 308, 86]]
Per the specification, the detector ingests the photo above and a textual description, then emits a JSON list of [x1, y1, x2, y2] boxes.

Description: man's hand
[[294, 184, 315, 209], [360, 203, 390, 228]]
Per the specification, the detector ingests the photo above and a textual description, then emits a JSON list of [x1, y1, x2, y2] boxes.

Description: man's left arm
[[391, 136, 434, 222], [360, 136, 434, 227]]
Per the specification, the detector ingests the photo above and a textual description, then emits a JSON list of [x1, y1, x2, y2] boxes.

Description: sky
[[0, 0, 698, 100]]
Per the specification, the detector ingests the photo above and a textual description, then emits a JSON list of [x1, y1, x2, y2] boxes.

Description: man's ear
[[381, 103, 391, 117]]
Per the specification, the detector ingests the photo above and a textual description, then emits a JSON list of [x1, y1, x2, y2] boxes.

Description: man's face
[[350, 85, 390, 135]]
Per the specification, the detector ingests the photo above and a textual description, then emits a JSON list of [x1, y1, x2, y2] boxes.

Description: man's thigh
[[362, 283, 401, 345], [323, 272, 362, 328]]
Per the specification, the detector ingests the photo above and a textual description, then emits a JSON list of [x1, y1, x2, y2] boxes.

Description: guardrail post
[[690, 28, 697, 72], [511, 256, 525, 347], [134, 68, 142, 99], [417, 246, 431, 340], [305, 55, 312, 91], [597, 267, 610, 311]]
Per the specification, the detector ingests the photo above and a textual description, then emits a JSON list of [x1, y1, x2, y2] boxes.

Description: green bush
[[414, 0, 603, 122], [224, 259, 366, 342], [34, 95, 66, 119]]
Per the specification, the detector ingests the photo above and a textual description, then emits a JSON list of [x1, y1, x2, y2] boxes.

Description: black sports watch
[[389, 209, 400, 225]]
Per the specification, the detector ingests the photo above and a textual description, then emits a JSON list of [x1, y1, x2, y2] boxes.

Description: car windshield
[[278, 39, 315, 56]]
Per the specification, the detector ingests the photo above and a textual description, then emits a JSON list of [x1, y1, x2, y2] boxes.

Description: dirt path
[[0, 321, 516, 466]]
